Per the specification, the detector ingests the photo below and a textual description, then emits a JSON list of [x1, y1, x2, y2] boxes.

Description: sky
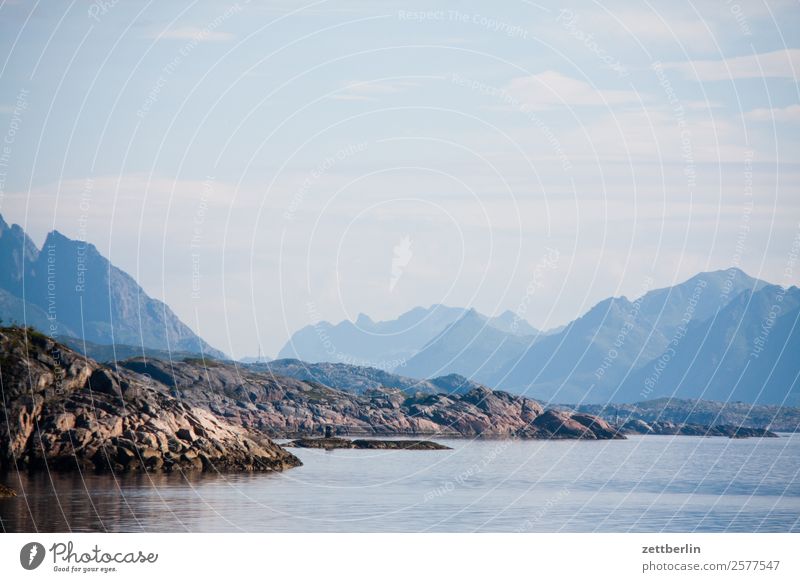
[[0, 0, 799, 358]]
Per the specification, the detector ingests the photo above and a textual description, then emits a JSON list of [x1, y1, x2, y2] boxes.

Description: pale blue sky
[[1, 0, 799, 357]]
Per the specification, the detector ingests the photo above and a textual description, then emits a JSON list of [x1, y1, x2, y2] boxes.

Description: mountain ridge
[[277, 268, 794, 405], [4, 213, 794, 407], [0, 214, 225, 358]]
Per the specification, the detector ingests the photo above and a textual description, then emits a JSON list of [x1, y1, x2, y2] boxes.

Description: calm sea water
[[2, 434, 798, 532]]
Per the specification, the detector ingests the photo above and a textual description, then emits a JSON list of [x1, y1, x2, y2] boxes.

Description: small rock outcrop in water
[[287, 437, 451, 450], [620, 419, 778, 438], [0, 483, 17, 497], [0, 327, 300, 474], [352, 439, 450, 450], [570, 398, 800, 432]]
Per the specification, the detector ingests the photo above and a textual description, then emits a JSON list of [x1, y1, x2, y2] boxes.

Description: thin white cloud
[[539, 5, 720, 54], [156, 26, 235, 42], [9, 174, 237, 225], [332, 80, 420, 102], [572, 108, 750, 162], [745, 104, 800, 122], [663, 49, 800, 81], [329, 93, 374, 102], [685, 100, 724, 110], [505, 71, 643, 110], [597, 8, 717, 50]]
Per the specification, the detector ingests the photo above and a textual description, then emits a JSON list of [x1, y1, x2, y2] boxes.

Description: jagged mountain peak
[[278, 303, 468, 366], [355, 312, 374, 326], [0, 215, 225, 359]]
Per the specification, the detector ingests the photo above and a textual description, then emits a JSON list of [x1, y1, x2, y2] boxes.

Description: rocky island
[[1, 324, 781, 488], [0, 326, 629, 481], [619, 419, 778, 438], [569, 399, 798, 433], [117, 353, 624, 440], [0, 327, 300, 475]]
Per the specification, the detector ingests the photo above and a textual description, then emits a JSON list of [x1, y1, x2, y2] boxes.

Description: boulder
[[571, 413, 624, 439], [176, 428, 194, 443], [620, 419, 653, 434], [0, 483, 17, 497], [88, 369, 120, 397], [531, 410, 595, 439]]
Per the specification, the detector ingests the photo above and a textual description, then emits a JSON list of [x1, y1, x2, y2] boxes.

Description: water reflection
[[2, 435, 799, 532]]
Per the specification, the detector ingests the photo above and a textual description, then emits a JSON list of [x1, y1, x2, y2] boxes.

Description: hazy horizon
[[1, 0, 798, 357], [0, 210, 785, 359]]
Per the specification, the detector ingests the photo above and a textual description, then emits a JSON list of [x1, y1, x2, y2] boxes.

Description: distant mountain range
[[278, 269, 799, 406], [278, 304, 469, 368], [0, 214, 224, 359], [614, 283, 800, 405], [278, 304, 546, 368], [489, 270, 773, 403], [3, 214, 797, 407], [402, 308, 540, 382]]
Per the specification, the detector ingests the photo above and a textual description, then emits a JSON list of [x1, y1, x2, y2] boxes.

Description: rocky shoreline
[[620, 419, 778, 438], [0, 328, 300, 475], [118, 357, 625, 440], [1, 327, 779, 481], [570, 399, 799, 433], [0, 327, 628, 477]]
